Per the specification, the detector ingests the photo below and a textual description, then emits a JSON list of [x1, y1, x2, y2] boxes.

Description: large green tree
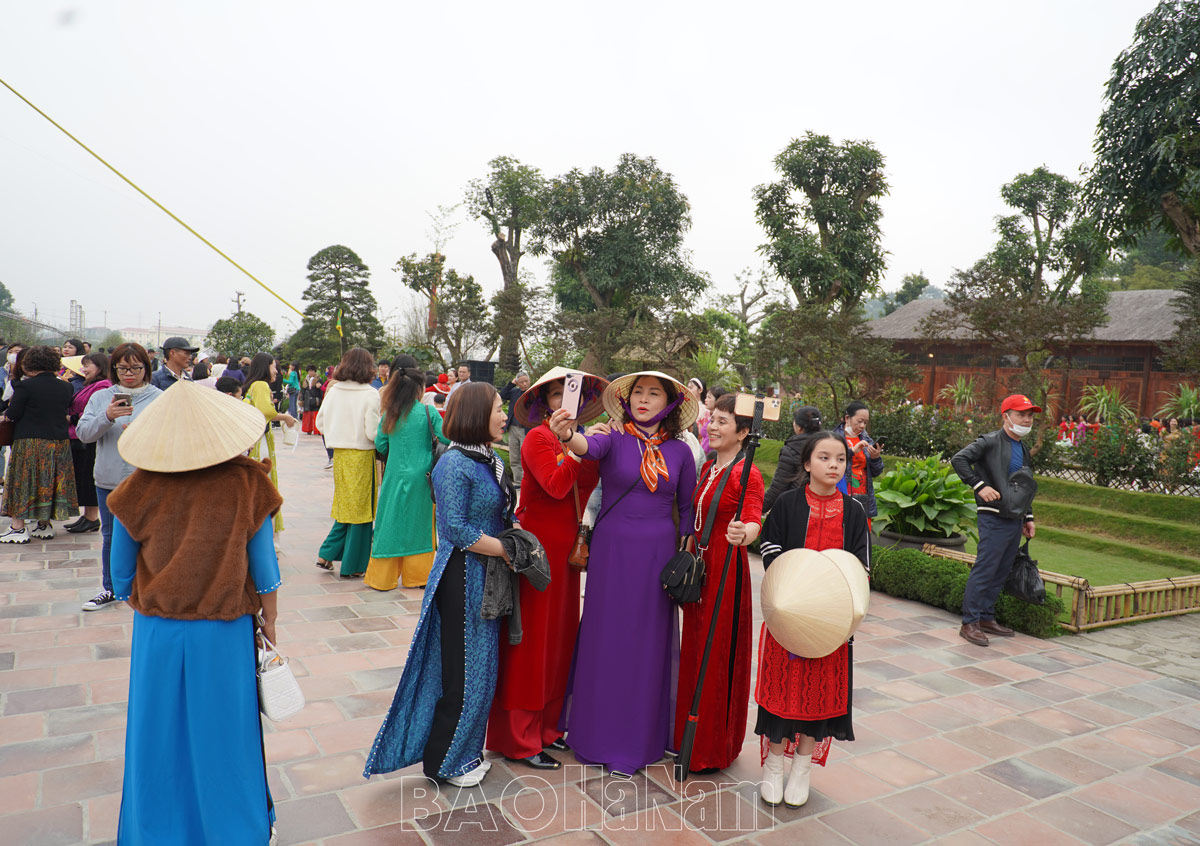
[[395, 252, 494, 366], [465, 156, 546, 372], [924, 169, 1109, 416], [205, 311, 275, 356], [1086, 0, 1200, 256], [293, 245, 384, 361], [883, 272, 932, 315], [754, 133, 889, 310], [1162, 265, 1200, 374], [0, 281, 14, 314]]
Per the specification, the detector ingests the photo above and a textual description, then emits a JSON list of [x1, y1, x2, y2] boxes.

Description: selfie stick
[[675, 394, 765, 783]]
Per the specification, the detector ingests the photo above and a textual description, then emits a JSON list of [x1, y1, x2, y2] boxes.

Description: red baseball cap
[[1001, 394, 1042, 414]]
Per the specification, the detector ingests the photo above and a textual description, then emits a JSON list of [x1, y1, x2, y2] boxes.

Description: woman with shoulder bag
[[315, 349, 382, 578], [63, 352, 111, 534], [548, 371, 699, 777], [365, 355, 449, 591], [366, 382, 514, 788], [105, 381, 284, 845], [674, 392, 763, 774], [486, 368, 606, 770]]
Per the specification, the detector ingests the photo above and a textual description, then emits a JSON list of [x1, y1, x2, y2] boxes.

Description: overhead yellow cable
[[0, 76, 305, 319]]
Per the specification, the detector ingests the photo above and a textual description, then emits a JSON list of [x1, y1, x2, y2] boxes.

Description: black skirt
[[70, 438, 98, 508], [755, 642, 855, 744]]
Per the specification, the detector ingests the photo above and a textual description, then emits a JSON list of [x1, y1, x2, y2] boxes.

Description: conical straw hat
[[512, 367, 609, 428], [601, 370, 699, 431], [61, 355, 85, 376], [117, 380, 269, 473], [761, 548, 871, 659]]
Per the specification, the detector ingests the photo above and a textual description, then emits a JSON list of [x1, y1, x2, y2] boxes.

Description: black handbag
[[424, 406, 448, 503], [659, 454, 742, 606], [1005, 540, 1045, 605]]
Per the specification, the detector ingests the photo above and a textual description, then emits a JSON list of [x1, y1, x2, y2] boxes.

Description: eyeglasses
[[116, 365, 146, 375]]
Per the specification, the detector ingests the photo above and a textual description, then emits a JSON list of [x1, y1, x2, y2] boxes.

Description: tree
[[753, 302, 915, 414], [754, 133, 889, 310], [883, 272, 932, 315], [1093, 229, 1194, 291], [0, 280, 14, 314], [531, 154, 706, 311], [466, 157, 546, 372], [297, 245, 384, 359], [1162, 265, 1200, 374], [1086, 0, 1200, 256], [101, 330, 124, 349], [395, 252, 494, 366], [205, 311, 275, 356]]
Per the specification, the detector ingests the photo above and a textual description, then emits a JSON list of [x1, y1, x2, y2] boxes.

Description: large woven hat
[[601, 370, 699, 431], [512, 367, 609, 428], [117, 380, 269, 473], [61, 355, 85, 376], [761, 548, 871, 659]]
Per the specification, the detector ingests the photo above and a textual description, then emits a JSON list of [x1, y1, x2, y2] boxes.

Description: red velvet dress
[[755, 487, 867, 766], [486, 423, 599, 758], [674, 458, 764, 771]]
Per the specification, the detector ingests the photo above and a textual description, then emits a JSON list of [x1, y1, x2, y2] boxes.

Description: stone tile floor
[[1, 435, 1199, 845]]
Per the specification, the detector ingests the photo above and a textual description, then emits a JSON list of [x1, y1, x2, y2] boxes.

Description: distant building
[[118, 326, 207, 351], [867, 289, 1187, 417]]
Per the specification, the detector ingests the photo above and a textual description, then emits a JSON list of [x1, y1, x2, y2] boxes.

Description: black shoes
[[66, 518, 101, 534], [505, 751, 561, 770], [548, 738, 570, 752]]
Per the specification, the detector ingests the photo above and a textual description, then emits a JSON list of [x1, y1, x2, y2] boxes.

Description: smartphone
[[561, 371, 582, 419], [734, 392, 782, 421], [113, 392, 132, 407]]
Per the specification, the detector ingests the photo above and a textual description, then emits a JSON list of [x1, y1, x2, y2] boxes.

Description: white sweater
[[315, 382, 382, 450]]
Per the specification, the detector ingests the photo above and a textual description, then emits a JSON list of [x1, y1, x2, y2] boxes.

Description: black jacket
[[499, 381, 526, 432], [4, 372, 74, 441], [759, 488, 870, 573], [762, 432, 809, 512], [951, 429, 1036, 521]]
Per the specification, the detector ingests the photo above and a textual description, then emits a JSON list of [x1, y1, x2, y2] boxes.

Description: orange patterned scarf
[[623, 421, 671, 492]]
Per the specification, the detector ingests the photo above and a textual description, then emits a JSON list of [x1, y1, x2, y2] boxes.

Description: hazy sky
[[0, 1, 1157, 342]]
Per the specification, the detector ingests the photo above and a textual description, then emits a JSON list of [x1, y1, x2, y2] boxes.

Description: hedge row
[[1034, 476, 1200, 525], [871, 547, 1064, 638], [1033, 501, 1200, 556]]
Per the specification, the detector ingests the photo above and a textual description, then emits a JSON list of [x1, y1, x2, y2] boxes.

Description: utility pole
[[232, 291, 244, 314], [157, 312, 162, 348]]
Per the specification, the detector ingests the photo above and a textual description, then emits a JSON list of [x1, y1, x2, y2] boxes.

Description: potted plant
[[873, 456, 977, 550]]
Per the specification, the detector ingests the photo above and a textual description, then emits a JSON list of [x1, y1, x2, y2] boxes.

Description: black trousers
[[422, 550, 467, 779]]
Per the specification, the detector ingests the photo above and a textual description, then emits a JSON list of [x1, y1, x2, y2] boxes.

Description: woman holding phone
[[75, 343, 163, 611]]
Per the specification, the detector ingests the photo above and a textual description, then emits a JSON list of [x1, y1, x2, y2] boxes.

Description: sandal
[[315, 560, 333, 571]]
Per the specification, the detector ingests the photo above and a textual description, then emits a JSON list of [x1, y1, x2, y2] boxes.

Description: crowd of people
[[8, 335, 1074, 841]]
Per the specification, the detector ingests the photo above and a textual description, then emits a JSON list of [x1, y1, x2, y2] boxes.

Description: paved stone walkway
[[1064, 615, 1200, 685], [2, 434, 1199, 845]]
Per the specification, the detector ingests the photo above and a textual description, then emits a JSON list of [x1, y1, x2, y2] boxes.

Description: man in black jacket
[[950, 394, 1040, 646], [499, 372, 530, 487]]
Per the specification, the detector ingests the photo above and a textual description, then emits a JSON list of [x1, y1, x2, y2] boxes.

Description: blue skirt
[[119, 612, 273, 845]]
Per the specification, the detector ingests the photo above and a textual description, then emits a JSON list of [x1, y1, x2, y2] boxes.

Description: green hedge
[[871, 547, 1064, 638]]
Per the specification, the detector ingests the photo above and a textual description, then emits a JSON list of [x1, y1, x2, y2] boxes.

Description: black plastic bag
[[1005, 540, 1045, 605]]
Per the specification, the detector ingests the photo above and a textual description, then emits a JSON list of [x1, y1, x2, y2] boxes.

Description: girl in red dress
[[485, 369, 606, 769], [755, 431, 870, 808], [674, 393, 763, 773]]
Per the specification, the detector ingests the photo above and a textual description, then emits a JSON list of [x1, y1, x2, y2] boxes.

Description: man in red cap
[[950, 394, 1041, 646]]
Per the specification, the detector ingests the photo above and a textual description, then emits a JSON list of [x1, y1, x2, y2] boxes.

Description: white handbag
[[256, 627, 305, 722], [281, 421, 299, 448]]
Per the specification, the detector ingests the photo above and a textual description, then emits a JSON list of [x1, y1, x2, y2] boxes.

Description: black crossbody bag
[[660, 454, 741, 605]]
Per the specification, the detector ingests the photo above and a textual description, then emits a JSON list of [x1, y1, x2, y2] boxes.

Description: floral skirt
[[3, 438, 79, 521]]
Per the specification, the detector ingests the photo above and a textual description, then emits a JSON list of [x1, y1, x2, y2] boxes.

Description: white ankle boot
[[784, 755, 811, 807], [760, 752, 785, 806]]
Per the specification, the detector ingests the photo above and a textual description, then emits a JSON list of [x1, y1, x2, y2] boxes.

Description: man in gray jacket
[[950, 394, 1040, 646]]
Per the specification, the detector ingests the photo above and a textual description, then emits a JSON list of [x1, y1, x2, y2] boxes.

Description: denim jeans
[[288, 391, 299, 419], [96, 487, 114, 594], [962, 511, 1023, 624]]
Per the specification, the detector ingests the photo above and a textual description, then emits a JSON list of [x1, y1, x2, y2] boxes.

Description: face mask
[[1011, 423, 1032, 437], [6, 353, 15, 366]]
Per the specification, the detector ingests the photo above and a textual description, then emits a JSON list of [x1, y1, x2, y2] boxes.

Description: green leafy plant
[[937, 375, 977, 409], [1156, 384, 1200, 420], [1078, 384, 1136, 423], [874, 456, 978, 539]]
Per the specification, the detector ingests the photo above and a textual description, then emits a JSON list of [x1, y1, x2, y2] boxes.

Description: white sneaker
[[784, 754, 811, 807], [82, 591, 119, 611], [445, 760, 491, 787], [760, 752, 785, 806], [323, 460, 334, 470], [0, 527, 30, 544], [29, 522, 55, 540]]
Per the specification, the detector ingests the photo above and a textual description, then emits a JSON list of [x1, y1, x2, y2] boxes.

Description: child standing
[[754, 431, 870, 808]]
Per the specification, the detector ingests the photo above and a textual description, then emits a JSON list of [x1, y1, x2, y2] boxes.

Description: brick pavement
[[1, 433, 1198, 845]]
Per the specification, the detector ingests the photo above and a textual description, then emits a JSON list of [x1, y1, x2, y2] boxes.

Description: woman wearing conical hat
[[548, 370, 699, 777], [105, 380, 285, 845]]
